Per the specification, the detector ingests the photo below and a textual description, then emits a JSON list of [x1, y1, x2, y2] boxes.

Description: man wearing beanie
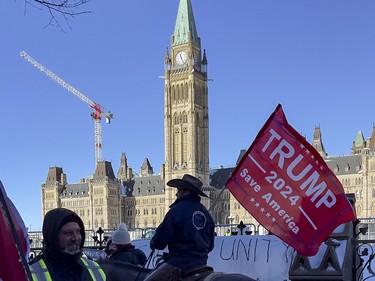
[[29, 208, 106, 281], [108, 223, 146, 266]]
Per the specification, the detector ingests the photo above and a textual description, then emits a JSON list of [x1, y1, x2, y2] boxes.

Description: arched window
[[182, 112, 188, 123], [357, 205, 362, 217], [182, 127, 188, 163], [172, 86, 176, 102], [177, 84, 181, 101], [184, 82, 188, 100]]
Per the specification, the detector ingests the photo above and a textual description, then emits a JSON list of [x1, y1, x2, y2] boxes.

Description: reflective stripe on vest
[[29, 259, 52, 281], [80, 257, 106, 281], [29, 258, 106, 281]]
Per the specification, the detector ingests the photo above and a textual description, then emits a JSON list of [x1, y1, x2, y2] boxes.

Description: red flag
[[226, 104, 356, 256], [0, 181, 32, 281]]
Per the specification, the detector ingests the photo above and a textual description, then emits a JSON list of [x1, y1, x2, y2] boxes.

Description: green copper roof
[[173, 0, 199, 46], [354, 131, 365, 147]]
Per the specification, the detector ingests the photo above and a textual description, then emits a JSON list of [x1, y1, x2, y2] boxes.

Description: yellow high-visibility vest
[[29, 257, 106, 281]]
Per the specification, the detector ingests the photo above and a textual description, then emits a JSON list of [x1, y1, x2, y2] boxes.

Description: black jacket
[[109, 244, 147, 266], [29, 208, 99, 281], [150, 194, 215, 271]]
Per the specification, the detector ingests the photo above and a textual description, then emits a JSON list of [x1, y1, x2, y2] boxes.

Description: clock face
[[176, 51, 187, 65]]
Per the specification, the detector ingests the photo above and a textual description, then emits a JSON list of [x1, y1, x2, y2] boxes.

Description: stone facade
[[40, 0, 375, 233], [41, 161, 121, 230], [163, 0, 210, 211]]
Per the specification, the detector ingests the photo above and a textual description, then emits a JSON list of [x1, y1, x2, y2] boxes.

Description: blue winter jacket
[[150, 194, 215, 271]]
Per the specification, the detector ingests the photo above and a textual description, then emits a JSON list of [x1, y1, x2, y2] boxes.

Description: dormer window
[[345, 164, 350, 172], [334, 164, 339, 173]]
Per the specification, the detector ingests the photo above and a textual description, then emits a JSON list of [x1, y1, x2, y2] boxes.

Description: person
[[225, 229, 231, 236], [107, 223, 147, 266], [29, 208, 106, 281], [144, 174, 215, 281], [104, 238, 116, 258]]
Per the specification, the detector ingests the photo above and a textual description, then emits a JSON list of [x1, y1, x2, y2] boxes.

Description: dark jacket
[[150, 194, 215, 272], [109, 244, 147, 266], [29, 208, 105, 281]]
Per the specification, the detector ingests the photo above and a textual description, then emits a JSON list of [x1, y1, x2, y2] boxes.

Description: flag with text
[[226, 104, 356, 256]]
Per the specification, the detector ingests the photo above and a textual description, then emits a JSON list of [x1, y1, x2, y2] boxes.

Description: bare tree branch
[[24, 0, 93, 31]]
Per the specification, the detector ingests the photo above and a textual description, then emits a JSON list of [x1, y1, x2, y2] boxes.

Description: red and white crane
[[20, 51, 113, 166]]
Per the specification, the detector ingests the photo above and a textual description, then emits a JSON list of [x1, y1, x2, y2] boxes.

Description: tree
[[25, 0, 93, 30]]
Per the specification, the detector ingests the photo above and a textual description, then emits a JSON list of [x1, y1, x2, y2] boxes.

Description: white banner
[[133, 235, 296, 281]]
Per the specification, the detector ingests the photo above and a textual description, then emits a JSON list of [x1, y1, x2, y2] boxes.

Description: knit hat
[[112, 223, 131, 245]]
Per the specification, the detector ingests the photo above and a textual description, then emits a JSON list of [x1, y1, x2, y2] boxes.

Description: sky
[[1, 0, 375, 231]]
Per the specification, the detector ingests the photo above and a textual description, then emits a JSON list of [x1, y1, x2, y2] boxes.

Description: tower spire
[[312, 125, 327, 158], [173, 0, 199, 47], [164, 0, 209, 209]]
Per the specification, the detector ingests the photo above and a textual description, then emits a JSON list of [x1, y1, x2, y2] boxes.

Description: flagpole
[[0, 183, 33, 281]]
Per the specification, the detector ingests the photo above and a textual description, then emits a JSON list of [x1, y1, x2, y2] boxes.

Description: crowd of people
[[27, 174, 215, 281]]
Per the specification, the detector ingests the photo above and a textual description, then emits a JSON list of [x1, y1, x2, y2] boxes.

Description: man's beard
[[61, 244, 81, 255]]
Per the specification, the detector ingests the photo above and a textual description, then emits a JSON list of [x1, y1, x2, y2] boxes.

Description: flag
[[225, 104, 356, 256], [0, 181, 32, 281]]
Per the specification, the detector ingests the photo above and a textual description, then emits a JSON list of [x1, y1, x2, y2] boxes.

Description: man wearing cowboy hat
[[144, 174, 215, 281]]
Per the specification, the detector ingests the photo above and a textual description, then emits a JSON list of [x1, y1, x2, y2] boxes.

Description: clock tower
[[163, 0, 210, 208]]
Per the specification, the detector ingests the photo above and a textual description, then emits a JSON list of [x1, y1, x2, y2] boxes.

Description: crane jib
[[20, 51, 113, 165]]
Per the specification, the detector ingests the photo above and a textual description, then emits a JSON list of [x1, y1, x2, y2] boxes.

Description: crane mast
[[20, 51, 113, 165]]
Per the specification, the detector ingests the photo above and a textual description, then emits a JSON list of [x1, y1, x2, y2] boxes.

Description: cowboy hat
[[167, 174, 209, 198]]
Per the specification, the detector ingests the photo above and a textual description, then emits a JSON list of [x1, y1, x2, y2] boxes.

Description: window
[[345, 164, 350, 172], [334, 164, 339, 173]]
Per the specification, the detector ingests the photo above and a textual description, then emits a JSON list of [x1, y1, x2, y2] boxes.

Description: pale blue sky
[[1, 1, 374, 231]]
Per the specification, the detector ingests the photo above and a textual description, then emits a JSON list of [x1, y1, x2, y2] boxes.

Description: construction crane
[[20, 51, 113, 165]]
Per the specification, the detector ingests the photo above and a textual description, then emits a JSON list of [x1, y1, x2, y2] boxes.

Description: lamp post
[[92, 227, 109, 248], [237, 221, 247, 235]]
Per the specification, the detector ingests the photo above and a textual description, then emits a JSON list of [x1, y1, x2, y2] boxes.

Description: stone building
[[40, 0, 215, 231], [326, 127, 375, 218], [41, 161, 121, 230], [118, 0, 213, 230], [40, 0, 375, 233]]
